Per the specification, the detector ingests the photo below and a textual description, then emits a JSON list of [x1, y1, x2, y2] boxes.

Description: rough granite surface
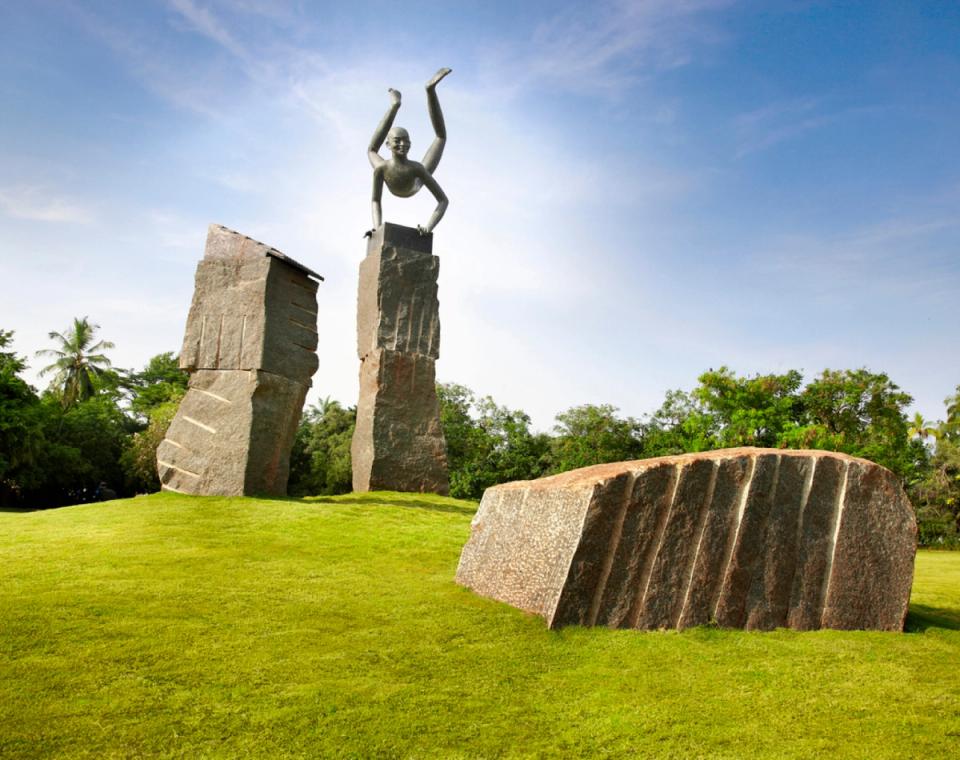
[[351, 223, 448, 494], [456, 448, 917, 632], [157, 224, 320, 496]]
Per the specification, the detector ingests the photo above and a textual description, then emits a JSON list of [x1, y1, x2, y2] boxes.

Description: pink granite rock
[[456, 448, 916, 632]]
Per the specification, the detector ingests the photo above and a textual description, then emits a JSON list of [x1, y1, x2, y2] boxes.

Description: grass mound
[[1, 493, 958, 758]]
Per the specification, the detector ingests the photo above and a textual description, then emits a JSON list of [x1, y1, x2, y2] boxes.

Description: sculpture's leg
[[422, 69, 451, 173]]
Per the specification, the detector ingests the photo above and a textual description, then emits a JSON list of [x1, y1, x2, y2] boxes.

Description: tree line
[[2, 319, 958, 546], [0, 320, 186, 506], [288, 373, 959, 547]]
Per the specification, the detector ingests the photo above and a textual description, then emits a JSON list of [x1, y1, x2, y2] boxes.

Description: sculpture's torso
[[382, 159, 424, 198]]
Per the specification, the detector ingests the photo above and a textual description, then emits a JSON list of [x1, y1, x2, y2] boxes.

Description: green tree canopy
[[0, 330, 46, 502], [288, 398, 356, 496], [121, 399, 181, 493], [642, 389, 717, 456], [785, 368, 919, 477], [910, 386, 960, 546], [126, 351, 188, 418], [941, 385, 960, 442], [692, 367, 804, 448], [551, 403, 643, 473], [438, 383, 550, 499]]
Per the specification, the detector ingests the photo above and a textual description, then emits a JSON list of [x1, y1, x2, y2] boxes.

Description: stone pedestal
[[351, 223, 449, 494], [157, 224, 323, 496]]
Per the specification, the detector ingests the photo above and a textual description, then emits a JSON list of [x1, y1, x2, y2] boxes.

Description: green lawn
[[1, 493, 958, 758]]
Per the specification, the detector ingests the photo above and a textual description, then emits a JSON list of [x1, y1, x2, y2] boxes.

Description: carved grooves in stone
[[780, 456, 818, 626], [416, 299, 428, 355], [818, 459, 850, 626], [287, 276, 316, 293], [238, 316, 247, 366], [427, 310, 437, 358], [627, 465, 682, 628], [587, 474, 637, 626], [392, 294, 404, 351], [288, 316, 317, 334], [195, 388, 231, 404], [215, 315, 224, 369], [719, 453, 781, 628], [711, 455, 757, 621], [676, 460, 720, 628], [291, 301, 317, 318], [405, 293, 417, 350], [184, 415, 216, 434], [157, 460, 200, 478]]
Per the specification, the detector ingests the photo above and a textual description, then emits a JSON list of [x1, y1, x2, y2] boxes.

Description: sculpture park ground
[[1, 493, 958, 758]]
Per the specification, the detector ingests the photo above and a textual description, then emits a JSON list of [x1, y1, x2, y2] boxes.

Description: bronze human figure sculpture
[[367, 68, 451, 236]]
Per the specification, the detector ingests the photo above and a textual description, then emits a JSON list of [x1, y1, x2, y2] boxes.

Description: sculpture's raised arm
[[417, 169, 448, 236], [371, 168, 385, 231], [368, 88, 401, 168]]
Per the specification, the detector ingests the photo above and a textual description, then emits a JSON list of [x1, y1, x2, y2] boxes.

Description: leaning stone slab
[[456, 448, 916, 632], [179, 225, 321, 380], [157, 369, 308, 496], [158, 224, 322, 496]]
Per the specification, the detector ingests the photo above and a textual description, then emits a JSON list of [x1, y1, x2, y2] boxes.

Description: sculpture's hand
[[388, 88, 401, 106], [364, 229, 374, 239], [417, 225, 428, 237]]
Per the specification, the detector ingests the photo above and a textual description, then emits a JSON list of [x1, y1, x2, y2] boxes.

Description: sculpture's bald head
[[386, 126, 411, 156]]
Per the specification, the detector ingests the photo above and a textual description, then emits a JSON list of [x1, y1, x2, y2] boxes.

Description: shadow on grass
[[305, 494, 477, 516], [905, 604, 960, 632]]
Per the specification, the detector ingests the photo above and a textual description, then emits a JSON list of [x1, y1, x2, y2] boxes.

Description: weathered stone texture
[[351, 223, 448, 494], [180, 226, 320, 380], [351, 348, 448, 493], [456, 448, 917, 632], [157, 369, 308, 496], [158, 224, 321, 496], [357, 227, 440, 360]]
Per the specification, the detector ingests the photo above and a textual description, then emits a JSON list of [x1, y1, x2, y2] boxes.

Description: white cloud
[[472, 0, 735, 100], [733, 98, 884, 157], [0, 186, 94, 224], [750, 213, 960, 300]]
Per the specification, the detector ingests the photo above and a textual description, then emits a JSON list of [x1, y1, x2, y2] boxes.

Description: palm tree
[[946, 387, 960, 425], [36, 316, 115, 407], [908, 412, 939, 442]]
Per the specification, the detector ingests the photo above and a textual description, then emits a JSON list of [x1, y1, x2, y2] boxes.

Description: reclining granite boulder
[[456, 448, 917, 632]]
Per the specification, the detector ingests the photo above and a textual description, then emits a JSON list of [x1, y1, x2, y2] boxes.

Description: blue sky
[[2, 0, 958, 431]]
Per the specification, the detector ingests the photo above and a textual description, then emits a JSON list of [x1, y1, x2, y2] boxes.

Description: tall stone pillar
[[351, 223, 449, 494], [157, 224, 323, 496]]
